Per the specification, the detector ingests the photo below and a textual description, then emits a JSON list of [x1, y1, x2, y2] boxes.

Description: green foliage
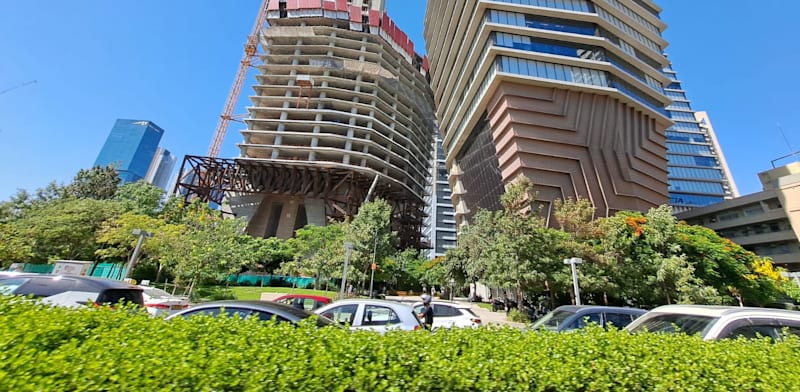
[[8, 198, 123, 263], [1, 296, 799, 391], [62, 165, 121, 200], [114, 181, 165, 216]]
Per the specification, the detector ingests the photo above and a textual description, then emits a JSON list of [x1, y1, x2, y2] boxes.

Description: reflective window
[[667, 154, 718, 167], [494, 0, 594, 13], [362, 305, 401, 326], [669, 180, 725, 194], [605, 312, 636, 329], [669, 193, 724, 206], [665, 90, 687, 100], [668, 167, 723, 180], [666, 131, 706, 143], [670, 122, 701, 132], [669, 111, 696, 122], [321, 304, 358, 325], [496, 55, 608, 87], [667, 143, 713, 155]]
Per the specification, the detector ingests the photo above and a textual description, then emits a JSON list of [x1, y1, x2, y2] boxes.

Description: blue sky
[[1, 1, 797, 201]]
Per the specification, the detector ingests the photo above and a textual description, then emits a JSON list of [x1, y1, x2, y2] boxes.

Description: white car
[[315, 299, 423, 333], [624, 305, 800, 341], [138, 286, 190, 316], [412, 300, 482, 329]]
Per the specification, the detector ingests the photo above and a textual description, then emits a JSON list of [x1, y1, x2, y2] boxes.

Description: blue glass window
[[670, 193, 724, 206], [668, 167, 723, 180], [668, 111, 696, 121], [669, 180, 725, 194], [670, 122, 701, 132], [667, 154, 718, 167], [493, 0, 594, 13], [666, 131, 705, 143], [667, 143, 712, 155]]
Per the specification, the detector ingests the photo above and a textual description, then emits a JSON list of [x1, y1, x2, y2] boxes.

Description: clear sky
[[1, 1, 798, 201]]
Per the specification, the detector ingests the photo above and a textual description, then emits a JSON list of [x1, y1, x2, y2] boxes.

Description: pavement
[[260, 291, 526, 328]]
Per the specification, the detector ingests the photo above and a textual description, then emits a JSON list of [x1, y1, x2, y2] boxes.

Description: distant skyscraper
[[424, 133, 457, 258], [95, 119, 164, 183], [144, 147, 177, 191], [425, 0, 673, 226], [663, 65, 738, 213]]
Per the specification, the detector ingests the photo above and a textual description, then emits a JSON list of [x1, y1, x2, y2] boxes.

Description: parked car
[[315, 299, 423, 333], [0, 274, 144, 308], [624, 305, 800, 341], [138, 286, 190, 316], [165, 300, 337, 327], [273, 294, 331, 311], [531, 305, 647, 332], [411, 300, 482, 329]]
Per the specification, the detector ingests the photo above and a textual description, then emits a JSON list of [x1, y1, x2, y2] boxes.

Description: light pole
[[449, 277, 455, 301], [368, 228, 378, 298], [563, 257, 583, 305], [339, 242, 353, 299], [124, 229, 152, 280]]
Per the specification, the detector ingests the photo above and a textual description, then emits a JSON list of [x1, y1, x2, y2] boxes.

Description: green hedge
[[1, 296, 799, 391]]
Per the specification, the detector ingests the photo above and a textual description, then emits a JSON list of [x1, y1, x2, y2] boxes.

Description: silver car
[[625, 305, 800, 341], [315, 299, 423, 333]]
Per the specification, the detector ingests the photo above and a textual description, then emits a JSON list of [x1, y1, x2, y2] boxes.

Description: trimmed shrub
[[0, 296, 798, 391]]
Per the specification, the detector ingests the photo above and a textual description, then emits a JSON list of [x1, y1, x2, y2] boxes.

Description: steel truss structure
[[174, 155, 426, 249]]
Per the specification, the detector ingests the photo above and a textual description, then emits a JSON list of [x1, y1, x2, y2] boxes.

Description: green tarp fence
[[227, 274, 316, 288], [16, 262, 124, 280]]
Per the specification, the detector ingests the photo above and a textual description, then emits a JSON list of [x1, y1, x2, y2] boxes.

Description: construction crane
[[0, 80, 37, 96], [207, 0, 271, 158]]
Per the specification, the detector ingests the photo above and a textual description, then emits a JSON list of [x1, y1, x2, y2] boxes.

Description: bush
[[0, 296, 799, 391], [507, 308, 530, 323]]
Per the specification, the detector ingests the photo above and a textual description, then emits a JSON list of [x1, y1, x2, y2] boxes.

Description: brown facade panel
[[484, 82, 669, 220]]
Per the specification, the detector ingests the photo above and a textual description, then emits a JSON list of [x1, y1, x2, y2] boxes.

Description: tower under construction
[[182, 0, 437, 248]]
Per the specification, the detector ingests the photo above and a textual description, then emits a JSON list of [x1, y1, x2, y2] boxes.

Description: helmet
[[421, 294, 432, 304]]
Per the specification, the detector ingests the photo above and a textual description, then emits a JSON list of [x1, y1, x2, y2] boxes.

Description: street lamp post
[[339, 242, 354, 299], [449, 277, 455, 301], [124, 229, 152, 280], [563, 257, 583, 305], [368, 229, 378, 299]]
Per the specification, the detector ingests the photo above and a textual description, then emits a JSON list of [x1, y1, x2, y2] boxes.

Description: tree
[[63, 165, 121, 200], [343, 199, 395, 291], [9, 198, 123, 263], [114, 181, 165, 216], [283, 223, 346, 290]]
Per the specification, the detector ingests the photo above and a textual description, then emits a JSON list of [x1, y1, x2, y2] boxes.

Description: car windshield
[[531, 309, 576, 331], [628, 313, 718, 336]]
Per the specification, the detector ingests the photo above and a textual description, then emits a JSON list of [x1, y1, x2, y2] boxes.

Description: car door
[[356, 304, 403, 333], [431, 304, 461, 329], [563, 311, 602, 331], [319, 304, 359, 327]]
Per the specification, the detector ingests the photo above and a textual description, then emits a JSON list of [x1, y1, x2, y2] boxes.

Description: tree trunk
[[517, 280, 524, 311]]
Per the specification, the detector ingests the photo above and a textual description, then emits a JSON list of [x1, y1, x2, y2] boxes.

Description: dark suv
[[531, 305, 647, 332], [0, 274, 144, 308]]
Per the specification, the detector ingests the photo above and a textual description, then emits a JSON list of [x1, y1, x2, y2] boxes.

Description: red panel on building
[[349, 6, 362, 22], [335, 0, 347, 11], [423, 56, 429, 71], [369, 10, 380, 27], [268, 0, 280, 10], [408, 41, 414, 55], [323, 0, 336, 10], [287, 0, 299, 10]]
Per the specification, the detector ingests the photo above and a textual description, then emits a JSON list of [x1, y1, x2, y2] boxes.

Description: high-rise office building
[[95, 119, 165, 184], [144, 147, 177, 191], [663, 65, 738, 213], [425, 0, 674, 226], [424, 134, 458, 258], [229, 0, 437, 247]]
